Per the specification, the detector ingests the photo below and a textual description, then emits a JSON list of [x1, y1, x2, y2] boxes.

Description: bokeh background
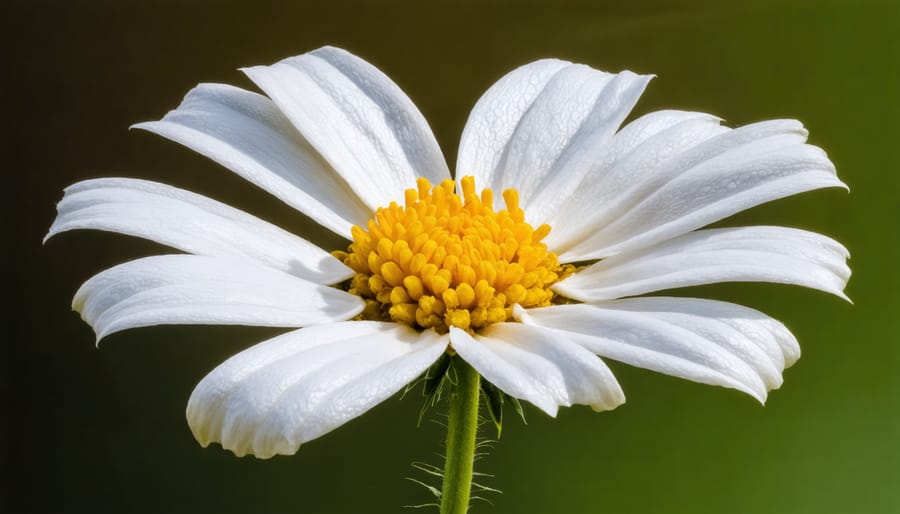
[[5, 0, 898, 513]]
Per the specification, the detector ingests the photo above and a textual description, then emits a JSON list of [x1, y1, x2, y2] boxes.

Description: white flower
[[47, 46, 850, 459]]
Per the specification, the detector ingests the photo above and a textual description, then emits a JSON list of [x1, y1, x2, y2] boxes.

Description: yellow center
[[334, 176, 572, 333]]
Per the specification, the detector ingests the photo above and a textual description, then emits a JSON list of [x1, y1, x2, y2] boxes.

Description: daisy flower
[[47, 47, 849, 472]]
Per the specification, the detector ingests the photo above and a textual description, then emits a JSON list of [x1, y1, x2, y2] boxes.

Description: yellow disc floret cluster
[[334, 176, 573, 333]]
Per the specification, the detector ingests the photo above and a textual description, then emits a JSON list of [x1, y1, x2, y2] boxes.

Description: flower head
[[47, 47, 849, 459]]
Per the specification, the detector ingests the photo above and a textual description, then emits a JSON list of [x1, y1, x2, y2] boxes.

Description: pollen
[[334, 176, 574, 333]]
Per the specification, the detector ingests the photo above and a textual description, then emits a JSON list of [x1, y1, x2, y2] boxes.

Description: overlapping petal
[[449, 325, 624, 416], [242, 46, 450, 211], [74, 255, 364, 341], [544, 111, 728, 250], [133, 83, 370, 236], [457, 59, 652, 225], [187, 322, 447, 458], [556, 120, 846, 260], [555, 226, 850, 301], [46, 178, 352, 284], [456, 59, 569, 198], [516, 298, 802, 402]]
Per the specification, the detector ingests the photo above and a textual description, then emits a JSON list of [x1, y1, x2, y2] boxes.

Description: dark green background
[[6, 1, 898, 513]]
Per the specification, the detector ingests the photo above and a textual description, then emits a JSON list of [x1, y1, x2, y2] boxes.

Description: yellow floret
[[336, 176, 568, 333]]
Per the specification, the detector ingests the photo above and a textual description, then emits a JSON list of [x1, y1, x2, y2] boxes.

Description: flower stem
[[441, 358, 480, 514]]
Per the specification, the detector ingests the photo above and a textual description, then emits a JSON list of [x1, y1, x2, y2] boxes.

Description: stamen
[[336, 176, 573, 333]]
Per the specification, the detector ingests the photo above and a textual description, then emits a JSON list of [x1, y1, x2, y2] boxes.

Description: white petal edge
[[557, 119, 847, 261], [449, 325, 624, 416], [242, 46, 450, 211], [456, 59, 652, 226], [555, 226, 851, 302], [74, 255, 364, 342], [133, 83, 370, 237], [515, 298, 802, 402], [46, 178, 353, 284], [187, 322, 448, 458]]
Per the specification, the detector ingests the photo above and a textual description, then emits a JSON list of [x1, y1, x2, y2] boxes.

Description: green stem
[[440, 358, 480, 514]]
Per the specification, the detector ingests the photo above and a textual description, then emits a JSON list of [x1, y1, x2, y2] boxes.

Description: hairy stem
[[440, 358, 480, 514]]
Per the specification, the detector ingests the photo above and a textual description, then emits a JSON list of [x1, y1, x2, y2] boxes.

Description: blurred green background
[[6, 0, 898, 512]]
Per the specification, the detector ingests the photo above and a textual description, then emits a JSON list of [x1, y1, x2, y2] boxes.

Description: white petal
[[187, 322, 447, 458], [242, 46, 449, 210], [555, 226, 851, 301], [46, 178, 352, 284], [457, 59, 570, 197], [187, 321, 382, 454], [514, 72, 654, 226], [449, 325, 624, 416], [456, 60, 651, 225], [74, 255, 364, 341], [133, 83, 370, 236], [558, 120, 847, 261], [608, 110, 724, 157], [516, 298, 801, 402], [546, 111, 727, 251]]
